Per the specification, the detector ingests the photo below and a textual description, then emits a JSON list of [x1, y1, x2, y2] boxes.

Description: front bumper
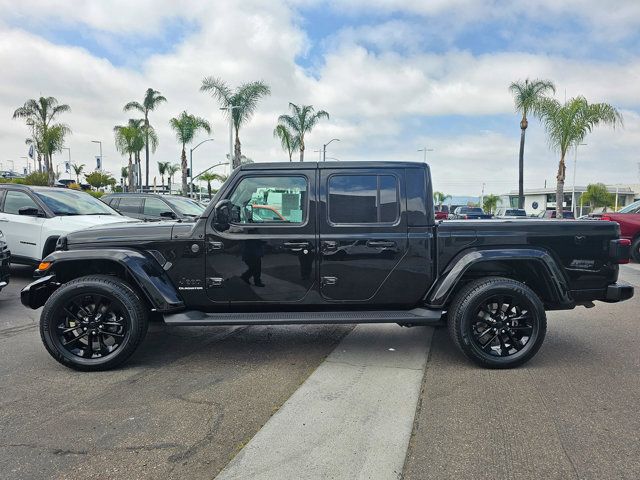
[[604, 282, 634, 302], [0, 247, 10, 290], [20, 274, 58, 309]]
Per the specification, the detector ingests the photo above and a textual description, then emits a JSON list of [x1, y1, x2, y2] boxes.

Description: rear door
[[319, 167, 408, 302]]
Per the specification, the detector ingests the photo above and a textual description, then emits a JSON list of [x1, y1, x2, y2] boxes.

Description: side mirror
[[160, 211, 177, 219], [18, 207, 41, 217], [214, 200, 231, 225]]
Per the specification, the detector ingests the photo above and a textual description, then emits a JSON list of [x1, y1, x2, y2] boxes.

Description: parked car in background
[[598, 199, 640, 262], [102, 193, 206, 221], [0, 230, 10, 292], [539, 210, 575, 219], [494, 208, 528, 219], [449, 206, 493, 219], [0, 171, 25, 180], [55, 179, 91, 190], [0, 184, 136, 265], [434, 205, 449, 220]]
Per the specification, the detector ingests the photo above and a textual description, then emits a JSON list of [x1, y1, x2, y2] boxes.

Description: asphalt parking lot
[[1, 265, 639, 479]]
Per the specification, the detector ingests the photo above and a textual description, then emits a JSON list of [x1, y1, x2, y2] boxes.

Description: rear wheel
[[631, 237, 640, 263], [40, 275, 148, 371], [448, 277, 547, 368]]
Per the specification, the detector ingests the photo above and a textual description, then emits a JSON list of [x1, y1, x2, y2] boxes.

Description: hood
[[49, 214, 139, 230], [65, 220, 176, 246]]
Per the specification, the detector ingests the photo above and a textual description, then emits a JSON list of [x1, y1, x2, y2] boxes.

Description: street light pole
[[417, 147, 434, 163], [571, 143, 587, 217], [322, 138, 340, 162], [189, 138, 214, 198]]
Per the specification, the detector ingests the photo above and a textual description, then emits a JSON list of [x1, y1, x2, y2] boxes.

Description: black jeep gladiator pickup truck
[[21, 161, 633, 371]]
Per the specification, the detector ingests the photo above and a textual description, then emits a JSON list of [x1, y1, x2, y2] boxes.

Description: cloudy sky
[[1, 0, 639, 195]]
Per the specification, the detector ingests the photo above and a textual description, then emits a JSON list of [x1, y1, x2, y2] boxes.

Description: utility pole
[[480, 182, 485, 209], [417, 147, 434, 162], [571, 143, 587, 217]]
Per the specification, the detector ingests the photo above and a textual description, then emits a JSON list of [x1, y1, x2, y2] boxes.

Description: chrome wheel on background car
[[448, 277, 547, 368], [40, 275, 148, 371]]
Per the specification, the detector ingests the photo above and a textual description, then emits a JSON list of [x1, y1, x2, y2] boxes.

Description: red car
[[600, 200, 640, 262]]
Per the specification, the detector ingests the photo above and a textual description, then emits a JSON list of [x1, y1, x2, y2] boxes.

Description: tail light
[[609, 238, 631, 264], [601, 215, 612, 222]]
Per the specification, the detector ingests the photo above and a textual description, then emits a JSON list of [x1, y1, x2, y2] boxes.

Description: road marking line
[[216, 324, 433, 480]]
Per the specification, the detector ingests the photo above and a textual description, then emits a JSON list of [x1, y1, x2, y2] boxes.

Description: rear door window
[[117, 197, 143, 214], [328, 174, 399, 224]]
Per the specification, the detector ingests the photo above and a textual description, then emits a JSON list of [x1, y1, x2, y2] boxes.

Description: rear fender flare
[[426, 248, 571, 308], [41, 248, 184, 312]]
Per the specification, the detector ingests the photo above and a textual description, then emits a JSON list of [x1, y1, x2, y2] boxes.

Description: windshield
[[35, 189, 119, 216], [619, 200, 640, 214], [164, 196, 206, 216], [506, 209, 527, 216]]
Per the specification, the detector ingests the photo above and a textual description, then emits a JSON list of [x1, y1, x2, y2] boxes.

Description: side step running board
[[163, 308, 442, 326]]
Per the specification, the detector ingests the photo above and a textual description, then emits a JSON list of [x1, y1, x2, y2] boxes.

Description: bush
[[23, 171, 49, 186], [87, 191, 105, 198]]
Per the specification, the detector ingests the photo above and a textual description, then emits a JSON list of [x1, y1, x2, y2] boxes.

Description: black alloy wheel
[[448, 277, 547, 368], [40, 275, 148, 371]]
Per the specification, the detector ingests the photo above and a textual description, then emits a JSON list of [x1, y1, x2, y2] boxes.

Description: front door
[[319, 167, 408, 302], [205, 171, 317, 304], [0, 190, 45, 261]]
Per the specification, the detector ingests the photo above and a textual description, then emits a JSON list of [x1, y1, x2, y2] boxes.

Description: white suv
[[0, 185, 137, 265]]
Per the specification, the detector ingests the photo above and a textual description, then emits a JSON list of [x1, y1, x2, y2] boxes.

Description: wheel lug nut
[[83, 327, 87, 331]]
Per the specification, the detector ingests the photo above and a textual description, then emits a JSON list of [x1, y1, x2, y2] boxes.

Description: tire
[[631, 238, 640, 263], [40, 275, 148, 371], [448, 277, 547, 368]]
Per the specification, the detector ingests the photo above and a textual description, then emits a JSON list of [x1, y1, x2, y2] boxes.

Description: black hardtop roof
[[102, 192, 188, 198], [239, 161, 429, 171]]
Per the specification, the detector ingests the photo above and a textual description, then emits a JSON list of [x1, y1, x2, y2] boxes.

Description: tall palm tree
[[277, 103, 329, 162], [114, 121, 144, 192], [167, 163, 180, 193], [433, 191, 452, 211], [157, 161, 171, 190], [71, 163, 85, 184], [200, 77, 270, 168], [534, 96, 622, 218], [169, 111, 211, 195], [124, 88, 167, 188], [13, 96, 71, 185], [199, 172, 227, 199], [273, 124, 299, 161], [509, 78, 556, 209]]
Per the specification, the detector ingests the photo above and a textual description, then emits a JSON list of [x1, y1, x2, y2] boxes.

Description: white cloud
[[0, 0, 638, 197]]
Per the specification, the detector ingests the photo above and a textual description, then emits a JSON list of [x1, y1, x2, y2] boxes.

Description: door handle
[[322, 240, 338, 251], [283, 241, 310, 252], [207, 241, 224, 252], [366, 240, 396, 248]]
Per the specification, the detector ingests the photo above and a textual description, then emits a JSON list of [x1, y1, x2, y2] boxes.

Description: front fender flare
[[426, 248, 571, 308], [34, 248, 184, 312]]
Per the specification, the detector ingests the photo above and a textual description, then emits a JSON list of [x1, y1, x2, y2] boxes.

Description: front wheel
[[448, 277, 547, 368], [40, 275, 148, 371]]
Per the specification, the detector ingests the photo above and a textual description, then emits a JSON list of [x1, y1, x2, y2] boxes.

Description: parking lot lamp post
[[20, 156, 29, 174], [322, 138, 340, 162], [571, 143, 587, 216], [418, 147, 433, 163], [62, 147, 71, 179], [190, 138, 214, 198]]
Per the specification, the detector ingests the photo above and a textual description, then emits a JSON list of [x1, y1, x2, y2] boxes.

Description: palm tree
[[121, 166, 129, 190], [124, 88, 167, 188], [199, 172, 227, 199], [433, 191, 452, 211], [482, 194, 501, 214], [114, 121, 144, 192], [200, 77, 270, 168], [277, 103, 329, 162], [167, 163, 180, 193], [169, 111, 211, 195], [71, 163, 85, 184], [534, 96, 622, 218], [13, 96, 71, 185], [273, 124, 299, 161], [509, 79, 556, 209], [157, 161, 171, 190]]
